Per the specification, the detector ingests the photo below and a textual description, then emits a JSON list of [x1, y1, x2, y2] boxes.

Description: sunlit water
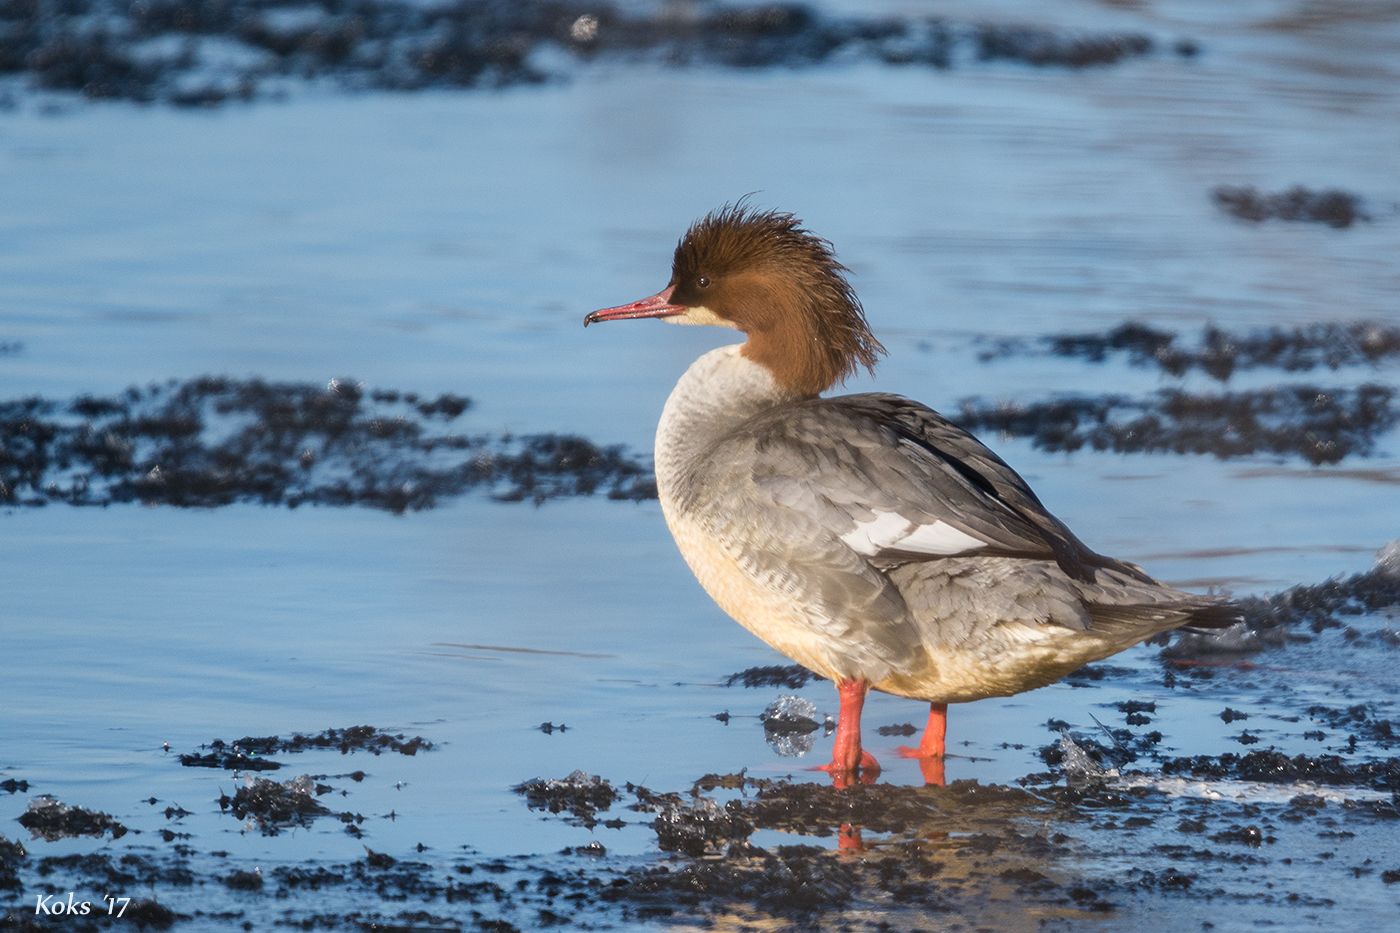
[[2, 1, 1398, 929]]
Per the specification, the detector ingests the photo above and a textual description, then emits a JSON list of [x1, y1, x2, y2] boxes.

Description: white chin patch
[[664, 305, 738, 328], [841, 511, 987, 556]]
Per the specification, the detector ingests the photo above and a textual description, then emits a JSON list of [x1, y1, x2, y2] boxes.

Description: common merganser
[[585, 204, 1236, 783]]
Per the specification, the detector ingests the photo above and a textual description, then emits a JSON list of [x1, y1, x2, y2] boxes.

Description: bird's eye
[[697, 276, 710, 288]]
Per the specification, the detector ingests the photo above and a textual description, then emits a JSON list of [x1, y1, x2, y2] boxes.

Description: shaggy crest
[[670, 204, 885, 396]]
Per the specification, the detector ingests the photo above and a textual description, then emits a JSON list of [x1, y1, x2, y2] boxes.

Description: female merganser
[[585, 204, 1236, 782]]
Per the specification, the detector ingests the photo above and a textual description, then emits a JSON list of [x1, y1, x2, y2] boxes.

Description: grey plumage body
[[656, 345, 1227, 704]]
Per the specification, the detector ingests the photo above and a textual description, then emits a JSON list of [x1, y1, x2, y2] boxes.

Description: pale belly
[[874, 644, 1107, 704], [661, 506, 865, 681], [661, 505, 1130, 703]]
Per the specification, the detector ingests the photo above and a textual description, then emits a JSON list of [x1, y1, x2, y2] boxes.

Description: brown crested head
[[668, 204, 885, 397]]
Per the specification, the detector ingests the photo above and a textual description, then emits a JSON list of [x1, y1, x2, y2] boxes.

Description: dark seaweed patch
[[273, 866, 347, 890], [608, 848, 860, 914], [1158, 751, 1399, 790], [974, 23, 1151, 67], [954, 384, 1397, 464], [691, 772, 773, 794], [276, 726, 434, 756], [118, 899, 179, 929], [0, 1, 1169, 106], [723, 664, 824, 688], [6, 758, 1400, 931], [0, 834, 24, 893], [32, 853, 136, 887], [179, 726, 434, 771], [217, 774, 332, 835], [650, 799, 754, 857], [1063, 664, 1136, 685], [513, 771, 620, 830], [877, 722, 918, 737], [16, 798, 127, 842], [980, 321, 1400, 380], [1132, 867, 1194, 890], [745, 778, 1046, 836], [223, 868, 264, 890], [178, 743, 282, 772], [1208, 825, 1267, 847], [1234, 559, 1400, 635], [1301, 705, 1397, 749], [0, 378, 654, 511], [1212, 185, 1370, 228], [601, 778, 1064, 919]]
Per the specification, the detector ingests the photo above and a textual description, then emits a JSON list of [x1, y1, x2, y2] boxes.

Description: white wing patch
[[898, 520, 988, 554], [840, 510, 987, 557]]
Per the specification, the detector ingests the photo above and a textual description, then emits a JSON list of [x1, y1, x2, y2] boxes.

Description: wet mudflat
[[3, 0, 1400, 930]]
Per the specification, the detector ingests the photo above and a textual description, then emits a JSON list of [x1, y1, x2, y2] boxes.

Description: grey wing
[[675, 394, 1092, 678], [683, 394, 1232, 672], [682, 427, 925, 680], [849, 395, 1124, 581], [739, 394, 1127, 581]]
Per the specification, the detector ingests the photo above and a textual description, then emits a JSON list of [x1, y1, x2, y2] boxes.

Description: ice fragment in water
[[1375, 538, 1400, 580], [1058, 733, 1115, 785], [761, 695, 820, 757]]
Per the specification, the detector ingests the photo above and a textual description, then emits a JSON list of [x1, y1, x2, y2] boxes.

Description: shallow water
[[2, 1, 1399, 930]]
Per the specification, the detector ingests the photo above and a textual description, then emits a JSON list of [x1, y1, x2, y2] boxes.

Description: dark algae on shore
[[955, 384, 1397, 465], [0, 377, 654, 510], [1212, 185, 1371, 229], [7, 549, 1400, 927], [0, 0, 1188, 106], [5, 758, 1399, 929], [178, 726, 434, 771], [978, 321, 1400, 380], [14, 801, 126, 844], [960, 318, 1400, 464]]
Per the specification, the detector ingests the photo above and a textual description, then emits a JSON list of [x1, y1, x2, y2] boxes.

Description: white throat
[[654, 344, 789, 508]]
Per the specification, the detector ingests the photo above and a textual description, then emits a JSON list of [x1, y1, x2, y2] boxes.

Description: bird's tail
[[1081, 565, 1243, 638]]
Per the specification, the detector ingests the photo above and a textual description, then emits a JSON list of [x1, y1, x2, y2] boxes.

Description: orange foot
[[895, 746, 946, 786], [812, 751, 880, 788]]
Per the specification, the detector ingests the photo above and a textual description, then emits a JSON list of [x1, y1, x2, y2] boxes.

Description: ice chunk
[[1112, 774, 1391, 804], [1058, 732, 1116, 786], [761, 695, 820, 757], [1375, 538, 1400, 580]]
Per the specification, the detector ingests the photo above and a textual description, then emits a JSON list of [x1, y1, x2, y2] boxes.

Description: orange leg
[[814, 679, 880, 783], [897, 702, 948, 786], [919, 702, 948, 757]]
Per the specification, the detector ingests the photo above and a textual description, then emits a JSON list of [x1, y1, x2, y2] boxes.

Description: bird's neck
[[654, 344, 803, 503]]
